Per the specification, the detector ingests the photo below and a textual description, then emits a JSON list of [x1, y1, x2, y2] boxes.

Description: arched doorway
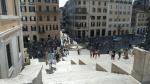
[[125, 30, 129, 34], [108, 31, 111, 36], [113, 30, 116, 35], [137, 28, 140, 34], [90, 30, 94, 37], [33, 35, 37, 42], [78, 30, 81, 38], [121, 30, 124, 35], [23, 36, 29, 43], [140, 29, 143, 34], [102, 29, 106, 36]]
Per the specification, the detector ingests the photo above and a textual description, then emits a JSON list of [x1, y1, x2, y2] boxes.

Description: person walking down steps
[[77, 46, 81, 55]]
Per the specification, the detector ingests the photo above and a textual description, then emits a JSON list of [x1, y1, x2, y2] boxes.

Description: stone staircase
[[42, 53, 141, 84]]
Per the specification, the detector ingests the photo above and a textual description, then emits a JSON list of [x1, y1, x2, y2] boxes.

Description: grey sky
[[59, 0, 68, 7], [59, 0, 135, 7]]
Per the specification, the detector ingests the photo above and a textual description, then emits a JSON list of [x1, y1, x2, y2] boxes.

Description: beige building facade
[[134, 11, 149, 34], [20, 0, 60, 42], [64, 0, 133, 38], [0, 0, 24, 78]]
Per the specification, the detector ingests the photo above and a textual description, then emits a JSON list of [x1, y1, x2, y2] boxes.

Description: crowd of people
[[110, 48, 130, 60], [26, 38, 61, 59], [26, 33, 141, 69], [90, 48, 100, 59]]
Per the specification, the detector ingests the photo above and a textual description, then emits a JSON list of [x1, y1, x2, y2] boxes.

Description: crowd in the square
[[26, 38, 61, 59]]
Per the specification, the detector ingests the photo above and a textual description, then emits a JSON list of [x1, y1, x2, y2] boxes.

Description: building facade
[[63, 0, 133, 38], [135, 11, 149, 34], [20, 0, 60, 42], [131, 0, 150, 35], [0, 0, 24, 78]]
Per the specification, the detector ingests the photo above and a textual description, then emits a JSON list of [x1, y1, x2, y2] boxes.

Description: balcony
[[36, 10, 59, 13], [75, 11, 88, 14]]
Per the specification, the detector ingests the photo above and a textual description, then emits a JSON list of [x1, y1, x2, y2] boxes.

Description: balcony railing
[[36, 10, 59, 13], [75, 11, 88, 14]]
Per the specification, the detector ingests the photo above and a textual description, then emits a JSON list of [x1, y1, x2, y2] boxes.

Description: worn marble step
[[43, 71, 141, 84]]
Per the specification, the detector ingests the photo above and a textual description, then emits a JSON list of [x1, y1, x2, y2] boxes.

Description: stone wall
[[132, 47, 150, 84]]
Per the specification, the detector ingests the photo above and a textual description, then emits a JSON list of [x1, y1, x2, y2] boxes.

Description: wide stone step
[[43, 71, 141, 84], [55, 64, 96, 73]]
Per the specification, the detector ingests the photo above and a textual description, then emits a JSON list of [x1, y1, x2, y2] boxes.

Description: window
[[29, 6, 35, 12], [46, 6, 49, 11], [91, 16, 95, 20], [96, 29, 100, 36], [102, 22, 106, 26], [6, 44, 12, 68], [47, 16, 50, 21], [22, 16, 27, 21], [97, 22, 101, 27], [53, 7, 56, 12], [78, 1, 81, 5], [1, 0, 7, 15], [45, 0, 50, 3], [31, 26, 36, 31], [92, 8, 95, 12], [20, 6, 26, 12], [119, 11, 122, 15], [92, 1, 95, 5], [109, 24, 112, 27], [91, 22, 95, 27], [54, 16, 57, 21], [49, 25, 51, 30], [103, 8, 107, 13], [82, 16, 86, 20], [56, 25, 58, 30], [109, 11, 112, 14], [23, 26, 28, 31], [46, 25, 48, 31], [102, 29, 106, 36], [30, 16, 36, 21], [83, 1, 86, 5], [103, 16, 106, 20], [108, 31, 111, 36], [39, 16, 42, 21], [104, 2, 106, 6], [17, 36, 21, 52], [97, 8, 101, 13], [53, 25, 55, 30], [97, 16, 101, 20], [90, 30, 94, 37], [20, 0, 25, 4], [110, 0, 114, 2], [52, 0, 58, 3], [109, 18, 112, 21], [98, 2, 101, 5], [29, 0, 34, 3], [38, 6, 42, 11]]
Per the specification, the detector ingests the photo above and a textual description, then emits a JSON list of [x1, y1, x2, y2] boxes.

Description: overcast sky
[[59, 0, 68, 7], [59, 0, 135, 7]]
